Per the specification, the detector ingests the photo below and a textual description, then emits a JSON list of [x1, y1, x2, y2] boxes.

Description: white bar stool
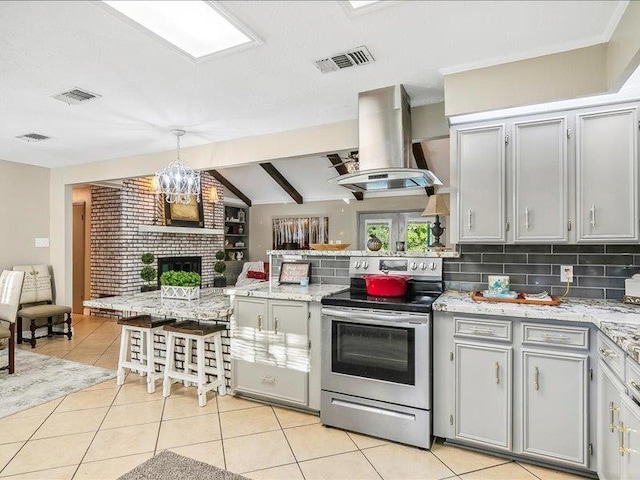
[[162, 320, 227, 407], [116, 315, 176, 393]]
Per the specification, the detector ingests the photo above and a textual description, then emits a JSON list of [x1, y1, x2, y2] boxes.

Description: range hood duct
[[336, 85, 442, 192]]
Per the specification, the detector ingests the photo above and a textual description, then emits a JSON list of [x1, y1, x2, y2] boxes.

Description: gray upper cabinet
[[576, 106, 639, 242], [453, 124, 506, 243], [512, 117, 569, 242]]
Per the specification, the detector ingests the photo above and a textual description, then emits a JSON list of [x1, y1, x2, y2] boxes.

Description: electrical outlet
[[560, 265, 574, 283]]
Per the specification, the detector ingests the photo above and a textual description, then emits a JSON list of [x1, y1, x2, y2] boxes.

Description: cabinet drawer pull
[[541, 333, 570, 342], [467, 326, 495, 335], [599, 347, 618, 358], [632, 381, 640, 393], [260, 374, 276, 384], [274, 318, 279, 334], [258, 315, 263, 332], [524, 208, 530, 230], [590, 205, 596, 228], [610, 401, 619, 433], [495, 362, 500, 385], [468, 210, 473, 230], [534, 366, 540, 391]]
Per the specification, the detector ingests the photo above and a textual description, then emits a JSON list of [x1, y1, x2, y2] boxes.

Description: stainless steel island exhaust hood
[[335, 84, 442, 192]]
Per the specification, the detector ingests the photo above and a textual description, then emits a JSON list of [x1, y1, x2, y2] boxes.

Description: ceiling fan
[[328, 151, 359, 173]]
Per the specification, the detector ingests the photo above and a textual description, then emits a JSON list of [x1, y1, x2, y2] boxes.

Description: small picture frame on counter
[[278, 262, 312, 284]]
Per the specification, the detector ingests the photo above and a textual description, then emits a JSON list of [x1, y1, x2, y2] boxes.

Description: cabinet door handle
[[534, 366, 540, 391], [258, 315, 263, 331], [260, 374, 276, 384], [468, 326, 495, 335], [524, 208, 530, 230], [590, 205, 596, 228], [541, 333, 570, 342], [274, 318, 279, 334], [610, 401, 619, 433], [620, 421, 626, 457], [599, 347, 618, 358], [467, 210, 473, 230], [495, 362, 500, 385]]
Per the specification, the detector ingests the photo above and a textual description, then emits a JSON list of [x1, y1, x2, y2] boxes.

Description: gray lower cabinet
[[231, 297, 310, 407], [434, 312, 593, 472], [521, 350, 588, 467], [598, 360, 624, 480], [455, 342, 512, 450], [597, 333, 640, 480]]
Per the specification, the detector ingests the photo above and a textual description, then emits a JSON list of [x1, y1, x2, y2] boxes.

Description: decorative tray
[[472, 291, 561, 306], [310, 243, 351, 251]]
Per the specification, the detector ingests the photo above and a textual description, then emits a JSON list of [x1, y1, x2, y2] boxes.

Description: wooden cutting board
[[472, 291, 561, 306]]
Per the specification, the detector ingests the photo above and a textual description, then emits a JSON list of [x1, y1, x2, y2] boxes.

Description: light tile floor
[[0, 314, 588, 480]]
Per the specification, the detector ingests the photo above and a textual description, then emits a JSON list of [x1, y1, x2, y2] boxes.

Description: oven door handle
[[321, 307, 427, 326]]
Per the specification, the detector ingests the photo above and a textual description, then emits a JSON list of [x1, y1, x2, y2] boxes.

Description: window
[[359, 211, 443, 252]]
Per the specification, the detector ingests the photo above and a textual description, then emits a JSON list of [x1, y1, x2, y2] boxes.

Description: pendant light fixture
[[155, 129, 201, 204]]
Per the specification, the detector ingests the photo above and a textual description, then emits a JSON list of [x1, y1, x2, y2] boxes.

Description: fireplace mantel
[[138, 225, 224, 235]]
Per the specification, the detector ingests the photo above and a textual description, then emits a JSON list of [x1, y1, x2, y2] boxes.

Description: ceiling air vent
[[15, 133, 50, 142], [315, 46, 374, 74], [50, 87, 101, 105]]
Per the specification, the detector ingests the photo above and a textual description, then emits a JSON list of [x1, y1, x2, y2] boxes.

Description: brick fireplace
[[90, 174, 225, 303]]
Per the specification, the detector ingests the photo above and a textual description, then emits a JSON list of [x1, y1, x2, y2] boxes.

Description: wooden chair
[[13, 265, 72, 348], [0, 270, 26, 374]]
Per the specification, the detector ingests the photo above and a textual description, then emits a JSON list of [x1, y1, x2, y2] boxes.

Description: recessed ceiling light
[[102, 1, 254, 60], [349, 1, 380, 8]]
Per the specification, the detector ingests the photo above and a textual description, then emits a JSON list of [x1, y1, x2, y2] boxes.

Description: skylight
[[349, 1, 380, 8], [102, 1, 253, 60]]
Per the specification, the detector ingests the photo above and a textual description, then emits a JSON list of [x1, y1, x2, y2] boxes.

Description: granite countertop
[[83, 288, 231, 321], [224, 283, 349, 302], [267, 249, 460, 258], [434, 290, 640, 363]]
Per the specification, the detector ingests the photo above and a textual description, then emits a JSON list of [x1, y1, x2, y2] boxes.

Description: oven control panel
[[349, 256, 442, 279]]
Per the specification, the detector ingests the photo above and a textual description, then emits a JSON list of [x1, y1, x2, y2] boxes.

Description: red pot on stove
[[363, 274, 411, 297]]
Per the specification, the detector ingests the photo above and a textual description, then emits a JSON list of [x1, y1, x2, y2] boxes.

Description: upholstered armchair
[[0, 270, 25, 374], [13, 265, 72, 348]]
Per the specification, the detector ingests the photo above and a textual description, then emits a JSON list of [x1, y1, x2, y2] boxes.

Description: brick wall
[[90, 173, 225, 300]]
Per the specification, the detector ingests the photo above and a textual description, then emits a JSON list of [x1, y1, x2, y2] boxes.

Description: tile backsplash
[[444, 244, 640, 300]]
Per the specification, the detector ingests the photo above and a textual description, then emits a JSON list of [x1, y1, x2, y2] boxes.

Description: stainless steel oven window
[[331, 320, 416, 385]]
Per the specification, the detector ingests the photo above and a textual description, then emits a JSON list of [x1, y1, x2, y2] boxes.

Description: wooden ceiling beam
[[260, 163, 303, 204], [327, 154, 363, 201], [206, 170, 252, 207], [412, 142, 435, 196]]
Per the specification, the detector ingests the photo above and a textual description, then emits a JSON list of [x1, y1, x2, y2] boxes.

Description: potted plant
[[160, 270, 201, 301], [214, 250, 227, 287], [140, 253, 157, 292]]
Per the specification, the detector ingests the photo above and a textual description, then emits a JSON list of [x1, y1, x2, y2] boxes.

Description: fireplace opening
[[157, 256, 202, 287]]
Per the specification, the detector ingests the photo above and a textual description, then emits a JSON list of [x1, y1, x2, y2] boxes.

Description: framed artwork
[[272, 216, 329, 249], [164, 195, 205, 228], [278, 262, 312, 284]]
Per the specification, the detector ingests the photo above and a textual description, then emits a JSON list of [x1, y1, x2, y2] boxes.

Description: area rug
[[0, 349, 116, 419], [119, 451, 250, 480]]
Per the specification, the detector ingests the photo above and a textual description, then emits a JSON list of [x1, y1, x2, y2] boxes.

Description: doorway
[[72, 202, 85, 314], [358, 210, 440, 252]]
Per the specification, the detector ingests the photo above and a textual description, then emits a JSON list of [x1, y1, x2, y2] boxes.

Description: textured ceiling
[[0, 0, 628, 168]]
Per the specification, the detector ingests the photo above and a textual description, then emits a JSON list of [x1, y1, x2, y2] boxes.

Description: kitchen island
[[83, 287, 232, 321]]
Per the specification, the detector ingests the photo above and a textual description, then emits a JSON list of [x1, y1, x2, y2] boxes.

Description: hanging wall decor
[[272, 216, 329, 250]]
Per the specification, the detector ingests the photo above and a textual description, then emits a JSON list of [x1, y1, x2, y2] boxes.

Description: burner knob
[[429, 262, 437, 270], [410, 262, 418, 270], [419, 262, 427, 270], [354, 261, 361, 269], [362, 261, 369, 269]]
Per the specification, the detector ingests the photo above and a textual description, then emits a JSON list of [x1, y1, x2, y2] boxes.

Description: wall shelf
[[138, 225, 224, 235]]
